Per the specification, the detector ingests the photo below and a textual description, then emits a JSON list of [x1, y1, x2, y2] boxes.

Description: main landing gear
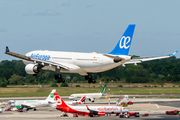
[[85, 74, 96, 84], [55, 68, 65, 83]]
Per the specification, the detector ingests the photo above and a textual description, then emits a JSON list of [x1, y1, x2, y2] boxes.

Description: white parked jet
[[5, 89, 56, 111], [69, 84, 106, 102], [5, 24, 178, 83]]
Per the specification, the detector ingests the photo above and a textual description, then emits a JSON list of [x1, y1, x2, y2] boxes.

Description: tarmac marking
[[155, 104, 159, 108]]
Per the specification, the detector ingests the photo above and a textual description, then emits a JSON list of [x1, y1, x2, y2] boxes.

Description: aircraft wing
[[124, 51, 178, 65], [5, 46, 69, 70], [5, 47, 31, 61], [5, 46, 87, 75]]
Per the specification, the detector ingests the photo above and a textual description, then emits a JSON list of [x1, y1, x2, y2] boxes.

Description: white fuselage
[[23, 50, 131, 75], [9, 100, 51, 108], [65, 105, 128, 114], [69, 93, 102, 100]]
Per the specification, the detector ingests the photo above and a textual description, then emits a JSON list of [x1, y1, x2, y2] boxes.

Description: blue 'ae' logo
[[31, 53, 50, 61], [119, 36, 131, 49]]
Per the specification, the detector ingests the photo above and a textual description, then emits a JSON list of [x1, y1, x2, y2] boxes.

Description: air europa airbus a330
[[5, 24, 178, 83]]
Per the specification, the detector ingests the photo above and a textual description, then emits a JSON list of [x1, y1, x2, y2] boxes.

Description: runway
[[1, 97, 180, 119]]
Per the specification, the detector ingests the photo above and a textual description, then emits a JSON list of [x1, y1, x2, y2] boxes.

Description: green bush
[[118, 85, 123, 87], [51, 83, 58, 87], [60, 82, 69, 87], [75, 85, 81, 87], [1, 82, 7, 87]]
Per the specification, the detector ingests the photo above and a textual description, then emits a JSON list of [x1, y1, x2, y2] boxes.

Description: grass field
[[0, 86, 180, 97]]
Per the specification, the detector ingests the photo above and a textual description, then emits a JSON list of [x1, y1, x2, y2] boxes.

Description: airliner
[[5, 89, 56, 111], [69, 84, 106, 102], [54, 92, 128, 117], [5, 89, 85, 111], [5, 24, 178, 83]]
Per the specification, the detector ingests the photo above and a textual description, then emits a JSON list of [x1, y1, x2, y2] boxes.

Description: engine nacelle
[[98, 111, 105, 116], [25, 64, 42, 74]]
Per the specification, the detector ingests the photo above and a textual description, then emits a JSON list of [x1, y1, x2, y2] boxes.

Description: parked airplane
[[5, 89, 56, 111], [54, 92, 128, 117], [69, 84, 106, 102], [5, 24, 178, 83]]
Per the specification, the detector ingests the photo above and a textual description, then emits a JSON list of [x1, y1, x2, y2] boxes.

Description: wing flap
[[103, 54, 124, 60]]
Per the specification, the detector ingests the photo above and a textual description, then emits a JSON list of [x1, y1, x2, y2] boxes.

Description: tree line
[[0, 56, 180, 86]]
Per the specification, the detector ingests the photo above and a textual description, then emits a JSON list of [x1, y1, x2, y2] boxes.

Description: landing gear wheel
[[55, 73, 63, 83], [58, 78, 62, 83], [92, 79, 96, 84], [34, 108, 36, 111], [88, 75, 92, 80], [88, 79, 91, 83], [61, 78, 65, 83], [85, 76, 89, 80]]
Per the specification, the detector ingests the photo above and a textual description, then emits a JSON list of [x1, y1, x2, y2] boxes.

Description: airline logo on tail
[[79, 95, 86, 104], [54, 92, 68, 108], [119, 36, 131, 49], [101, 84, 106, 96], [56, 98, 62, 105]]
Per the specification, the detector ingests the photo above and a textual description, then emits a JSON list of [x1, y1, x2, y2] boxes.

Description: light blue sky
[[1, 0, 180, 61]]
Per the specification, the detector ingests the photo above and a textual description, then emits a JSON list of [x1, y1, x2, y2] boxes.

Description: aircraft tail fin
[[78, 95, 86, 104], [101, 84, 106, 96], [108, 24, 136, 55], [54, 92, 68, 108], [46, 89, 56, 101]]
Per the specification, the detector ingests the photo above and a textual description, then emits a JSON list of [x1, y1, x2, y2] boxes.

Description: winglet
[[6, 46, 10, 52], [86, 105, 90, 110], [170, 51, 178, 56]]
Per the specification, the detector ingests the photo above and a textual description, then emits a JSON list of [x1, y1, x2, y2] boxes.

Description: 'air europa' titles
[[31, 53, 50, 60], [98, 107, 118, 111]]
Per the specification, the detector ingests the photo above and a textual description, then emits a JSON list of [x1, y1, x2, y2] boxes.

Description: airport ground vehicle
[[121, 103, 128, 107], [127, 101, 133, 105], [129, 112, 139, 117], [166, 110, 180, 115]]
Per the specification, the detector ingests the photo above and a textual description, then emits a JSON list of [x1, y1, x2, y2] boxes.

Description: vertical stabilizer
[[101, 84, 106, 96], [46, 89, 56, 101], [109, 24, 136, 55], [78, 95, 86, 104], [54, 92, 69, 108]]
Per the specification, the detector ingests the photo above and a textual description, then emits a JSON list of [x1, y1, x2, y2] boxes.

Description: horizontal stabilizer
[[103, 54, 124, 61]]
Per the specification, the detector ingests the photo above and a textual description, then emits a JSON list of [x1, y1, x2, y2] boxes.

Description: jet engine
[[89, 98, 95, 102], [25, 64, 42, 74]]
